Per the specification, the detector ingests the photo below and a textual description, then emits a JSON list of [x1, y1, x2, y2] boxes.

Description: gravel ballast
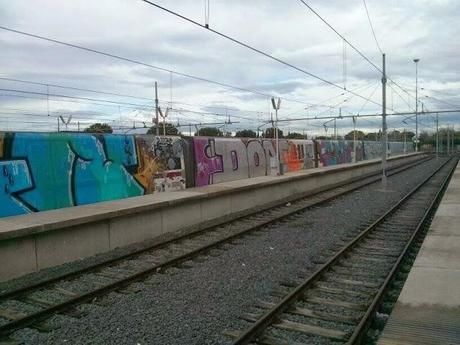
[[3, 157, 448, 345]]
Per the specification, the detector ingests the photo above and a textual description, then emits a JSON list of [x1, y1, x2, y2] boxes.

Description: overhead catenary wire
[[362, 0, 383, 54], [295, 0, 417, 109], [0, 25, 322, 107], [139, 0, 383, 107], [0, 76, 153, 101], [0, 76, 280, 117], [0, 87, 153, 109], [297, 0, 382, 72]]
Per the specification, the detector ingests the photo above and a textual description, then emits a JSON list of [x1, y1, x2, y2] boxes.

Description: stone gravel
[[4, 157, 447, 345]]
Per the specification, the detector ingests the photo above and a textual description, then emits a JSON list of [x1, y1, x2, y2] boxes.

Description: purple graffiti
[[194, 138, 224, 186]]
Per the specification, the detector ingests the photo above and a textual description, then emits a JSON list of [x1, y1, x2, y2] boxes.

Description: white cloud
[[0, 0, 458, 135]]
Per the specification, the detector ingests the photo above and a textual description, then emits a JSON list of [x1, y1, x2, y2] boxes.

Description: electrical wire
[[357, 83, 380, 114], [139, 0, 383, 107], [297, 0, 381, 72], [0, 76, 153, 101], [0, 87, 152, 108], [294, 1, 417, 110], [0, 25, 319, 106], [362, 0, 383, 54]]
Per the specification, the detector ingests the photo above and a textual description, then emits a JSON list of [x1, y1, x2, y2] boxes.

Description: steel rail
[[0, 156, 432, 337], [232, 156, 457, 345], [0, 156, 429, 303], [347, 155, 459, 344]]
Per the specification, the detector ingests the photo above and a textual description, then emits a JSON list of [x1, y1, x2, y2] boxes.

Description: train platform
[[378, 160, 460, 345], [0, 153, 423, 282]]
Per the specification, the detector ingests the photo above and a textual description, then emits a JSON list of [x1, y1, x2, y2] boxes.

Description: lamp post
[[271, 97, 281, 175], [413, 58, 420, 151]]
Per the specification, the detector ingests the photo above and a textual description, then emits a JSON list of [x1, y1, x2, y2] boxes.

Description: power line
[[0, 76, 283, 118], [357, 83, 380, 114], [0, 25, 318, 106], [362, 0, 383, 54], [0, 90, 153, 110], [297, 0, 381, 72], [295, 1, 415, 113], [0, 87, 153, 108], [0, 76, 153, 101], [278, 81, 376, 118], [387, 82, 414, 111], [423, 94, 460, 109], [139, 0, 383, 107]]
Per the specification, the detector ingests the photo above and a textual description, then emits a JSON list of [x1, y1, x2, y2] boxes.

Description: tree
[[364, 132, 380, 141], [264, 127, 284, 138], [84, 123, 113, 133], [147, 122, 179, 135], [344, 130, 365, 140], [195, 127, 224, 137], [235, 129, 257, 138], [285, 132, 305, 139]]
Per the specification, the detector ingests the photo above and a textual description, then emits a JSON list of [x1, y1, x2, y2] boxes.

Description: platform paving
[[378, 160, 460, 345]]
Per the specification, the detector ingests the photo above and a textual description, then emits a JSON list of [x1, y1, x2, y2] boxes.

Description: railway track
[[228, 156, 458, 345], [0, 156, 433, 340]]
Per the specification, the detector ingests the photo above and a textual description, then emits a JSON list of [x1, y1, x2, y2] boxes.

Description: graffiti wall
[[0, 132, 186, 218], [316, 140, 364, 167], [363, 141, 382, 160], [192, 137, 315, 186], [363, 140, 414, 160], [389, 141, 414, 156], [135, 136, 186, 193], [0, 131, 414, 218]]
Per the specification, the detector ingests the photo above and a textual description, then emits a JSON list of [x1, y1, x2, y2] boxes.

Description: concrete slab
[[109, 211, 163, 249], [396, 266, 460, 306], [378, 158, 460, 345], [413, 235, 460, 269], [431, 203, 460, 216], [429, 216, 460, 235], [0, 237, 36, 282], [161, 202, 201, 234], [35, 221, 110, 271]]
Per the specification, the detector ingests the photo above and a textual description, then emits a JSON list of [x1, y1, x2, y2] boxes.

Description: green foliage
[[147, 123, 179, 135], [195, 127, 224, 137], [344, 130, 366, 140], [84, 123, 113, 134], [264, 127, 284, 138], [235, 129, 257, 138], [285, 132, 306, 139]]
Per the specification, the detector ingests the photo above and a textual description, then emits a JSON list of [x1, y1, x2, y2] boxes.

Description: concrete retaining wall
[[0, 153, 424, 282]]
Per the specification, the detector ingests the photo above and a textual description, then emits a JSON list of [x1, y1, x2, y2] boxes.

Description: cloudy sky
[[0, 0, 459, 136]]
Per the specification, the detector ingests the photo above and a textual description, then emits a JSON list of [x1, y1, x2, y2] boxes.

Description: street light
[[413, 58, 420, 151]]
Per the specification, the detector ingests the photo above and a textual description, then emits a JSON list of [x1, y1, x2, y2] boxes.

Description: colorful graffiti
[[0, 132, 187, 218], [317, 140, 359, 166], [363, 141, 382, 160], [0, 132, 414, 218], [193, 137, 315, 186], [0, 132, 143, 216], [136, 136, 186, 193]]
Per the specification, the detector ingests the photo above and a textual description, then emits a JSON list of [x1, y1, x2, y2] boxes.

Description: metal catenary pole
[[414, 58, 420, 152], [381, 53, 388, 187], [154, 81, 159, 136], [271, 97, 281, 175], [414, 59, 420, 152], [435, 113, 439, 158], [353, 116, 357, 162], [447, 125, 450, 155]]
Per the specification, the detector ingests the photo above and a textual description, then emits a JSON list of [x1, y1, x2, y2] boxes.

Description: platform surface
[[378, 160, 460, 345]]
